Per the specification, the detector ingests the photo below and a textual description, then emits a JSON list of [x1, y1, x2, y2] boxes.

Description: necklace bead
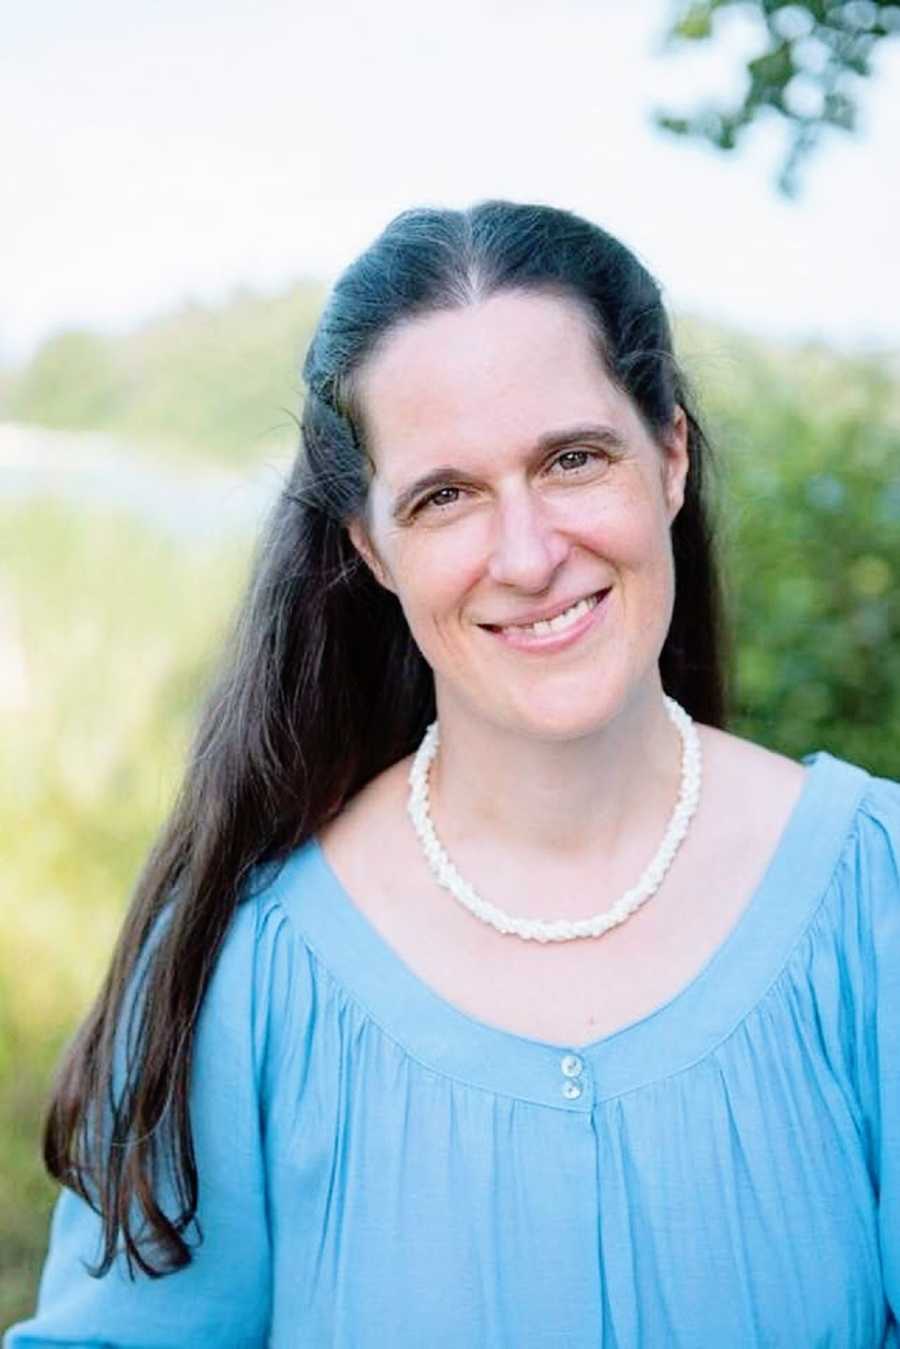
[[406, 694, 703, 943]]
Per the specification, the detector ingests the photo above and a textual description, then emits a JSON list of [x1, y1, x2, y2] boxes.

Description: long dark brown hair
[[44, 200, 732, 1277]]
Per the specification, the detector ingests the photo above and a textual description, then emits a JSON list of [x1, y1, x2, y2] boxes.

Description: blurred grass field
[[1, 289, 898, 1328], [0, 498, 253, 1325]]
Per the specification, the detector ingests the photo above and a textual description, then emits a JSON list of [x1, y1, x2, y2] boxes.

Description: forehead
[[354, 289, 629, 469]]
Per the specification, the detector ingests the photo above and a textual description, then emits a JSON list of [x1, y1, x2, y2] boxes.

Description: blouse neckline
[[278, 750, 870, 1111]]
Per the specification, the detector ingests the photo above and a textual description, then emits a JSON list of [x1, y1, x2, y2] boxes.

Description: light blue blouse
[[6, 749, 900, 1348]]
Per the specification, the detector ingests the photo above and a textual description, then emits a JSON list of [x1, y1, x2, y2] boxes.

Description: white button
[[561, 1054, 583, 1078], [562, 1080, 582, 1100]]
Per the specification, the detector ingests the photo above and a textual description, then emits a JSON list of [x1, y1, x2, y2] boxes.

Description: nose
[[486, 488, 571, 591]]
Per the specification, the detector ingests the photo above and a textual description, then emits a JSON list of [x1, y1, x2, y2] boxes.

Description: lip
[[482, 587, 612, 654], [482, 588, 609, 630]]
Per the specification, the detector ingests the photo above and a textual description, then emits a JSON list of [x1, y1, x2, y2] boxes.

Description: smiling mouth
[[482, 589, 610, 638]]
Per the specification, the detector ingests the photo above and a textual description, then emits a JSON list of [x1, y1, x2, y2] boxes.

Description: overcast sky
[[4, 0, 900, 367]]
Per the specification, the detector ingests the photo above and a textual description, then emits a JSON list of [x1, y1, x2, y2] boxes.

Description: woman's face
[[348, 288, 689, 742]]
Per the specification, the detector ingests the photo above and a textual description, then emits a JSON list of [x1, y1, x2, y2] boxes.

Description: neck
[[427, 676, 683, 879]]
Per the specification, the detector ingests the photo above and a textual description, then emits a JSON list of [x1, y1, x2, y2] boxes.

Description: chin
[[499, 694, 625, 744]]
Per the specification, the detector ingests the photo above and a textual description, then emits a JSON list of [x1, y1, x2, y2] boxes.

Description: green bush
[[679, 321, 900, 776], [5, 331, 123, 431], [3, 282, 324, 464]]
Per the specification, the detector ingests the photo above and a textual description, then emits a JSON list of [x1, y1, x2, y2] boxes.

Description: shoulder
[[708, 726, 899, 886], [707, 736, 900, 1033], [843, 763, 900, 911], [212, 876, 294, 1004], [817, 765, 900, 1081], [194, 865, 317, 1097], [317, 753, 415, 880], [857, 763, 900, 840], [697, 722, 806, 795], [786, 748, 900, 978], [690, 724, 808, 868]]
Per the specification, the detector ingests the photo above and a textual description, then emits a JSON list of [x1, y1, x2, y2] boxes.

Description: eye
[[412, 448, 607, 517], [417, 485, 464, 514], [550, 448, 604, 474]]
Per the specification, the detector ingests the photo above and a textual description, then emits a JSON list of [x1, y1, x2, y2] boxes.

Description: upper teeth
[[503, 592, 599, 637]]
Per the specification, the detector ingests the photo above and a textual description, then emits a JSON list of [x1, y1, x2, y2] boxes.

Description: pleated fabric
[[6, 750, 899, 1348]]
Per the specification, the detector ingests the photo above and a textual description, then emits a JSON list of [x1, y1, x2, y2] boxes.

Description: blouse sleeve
[[856, 773, 900, 1328], [4, 883, 300, 1349]]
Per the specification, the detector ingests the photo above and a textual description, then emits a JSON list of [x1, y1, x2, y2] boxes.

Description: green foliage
[[674, 3, 715, 39], [5, 331, 123, 430], [3, 282, 325, 464], [678, 316, 900, 771], [0, 498, 251, 1327], [657, 0, 900, 193]]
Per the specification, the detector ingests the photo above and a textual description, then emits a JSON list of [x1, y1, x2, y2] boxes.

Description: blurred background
[[2, 0, 899, 1325]]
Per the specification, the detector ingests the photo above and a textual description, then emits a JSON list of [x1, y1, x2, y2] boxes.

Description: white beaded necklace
[[406, 694, 702, 943]]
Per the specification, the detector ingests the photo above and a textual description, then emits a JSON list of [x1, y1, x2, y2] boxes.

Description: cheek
[[576, 483, 670, 571], [390, 521, 487, 627]]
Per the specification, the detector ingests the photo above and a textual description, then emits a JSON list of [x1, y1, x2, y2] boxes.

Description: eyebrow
[[390, 423, 627, 521]]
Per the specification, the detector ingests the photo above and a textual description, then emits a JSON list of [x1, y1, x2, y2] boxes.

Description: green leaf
[[673, 4, 715, 40]]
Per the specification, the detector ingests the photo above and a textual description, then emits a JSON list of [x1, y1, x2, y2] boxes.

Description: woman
[[6, 201, 899, 1347]]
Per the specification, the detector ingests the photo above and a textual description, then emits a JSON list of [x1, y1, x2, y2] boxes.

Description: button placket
[[559, 1052, 586, 1101]]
